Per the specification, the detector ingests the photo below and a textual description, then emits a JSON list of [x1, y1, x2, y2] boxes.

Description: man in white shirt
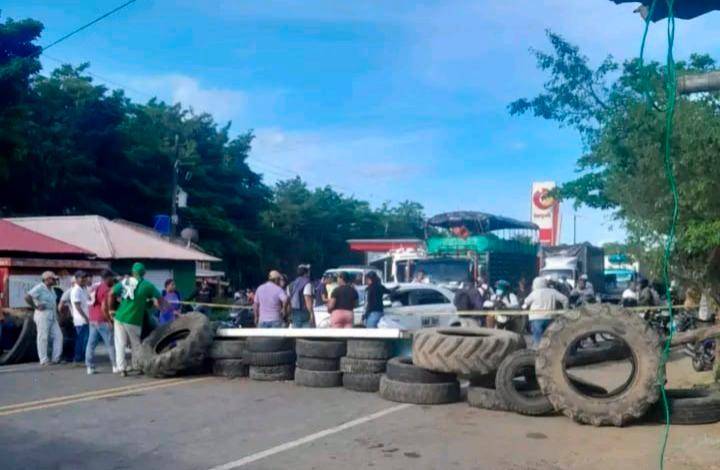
[[70, 271, 91, 365], [522, 277, 569, 346], [25, 271, 64, 365]]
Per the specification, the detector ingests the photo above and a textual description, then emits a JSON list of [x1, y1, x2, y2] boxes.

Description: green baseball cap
[[131, 262, 146, 275]]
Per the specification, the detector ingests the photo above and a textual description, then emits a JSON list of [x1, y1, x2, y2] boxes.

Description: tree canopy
[[511, 31, 720, 288], [0, 17, 427, 287]]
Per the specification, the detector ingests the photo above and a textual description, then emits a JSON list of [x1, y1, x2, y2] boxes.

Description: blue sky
[[5, 1, 720, 244]]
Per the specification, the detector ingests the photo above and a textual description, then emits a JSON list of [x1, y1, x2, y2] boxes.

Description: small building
[[0, 220, 109, 308], [7, 215, 220, 297]]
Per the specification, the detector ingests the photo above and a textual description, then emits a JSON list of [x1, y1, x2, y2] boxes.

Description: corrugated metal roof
[[7, 215, 220, 262], [0, 219, 92, 255]]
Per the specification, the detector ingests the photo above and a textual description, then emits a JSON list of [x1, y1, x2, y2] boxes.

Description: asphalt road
[[1, 355, 718, 470]]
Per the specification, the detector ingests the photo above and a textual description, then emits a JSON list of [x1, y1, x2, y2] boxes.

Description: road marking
[[0, 378, 208, 417], [0, 379, 177, 411], [208, 403, 413, 470]]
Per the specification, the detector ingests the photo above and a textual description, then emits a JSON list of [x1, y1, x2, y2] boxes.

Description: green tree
[[510, 31, 720, 289]]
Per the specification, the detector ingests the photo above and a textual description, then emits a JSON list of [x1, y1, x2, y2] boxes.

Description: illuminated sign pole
[[531, 182, 560, 246]]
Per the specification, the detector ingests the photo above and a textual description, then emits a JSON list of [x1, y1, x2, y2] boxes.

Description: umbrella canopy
[[611, 0, 719, 22], [427, 211, 538, 233]]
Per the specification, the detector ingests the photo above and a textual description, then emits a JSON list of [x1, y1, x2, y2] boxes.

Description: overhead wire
[[41, 0, 138, 51]]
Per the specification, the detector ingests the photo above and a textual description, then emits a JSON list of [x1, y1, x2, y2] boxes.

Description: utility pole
[[171, 134, 179, 238], [573, 212, 577, 244]]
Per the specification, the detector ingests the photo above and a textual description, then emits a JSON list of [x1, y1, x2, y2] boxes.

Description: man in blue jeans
[[85, 270, 118, 374], [254, 270, 288, 327], [287, 265, 315, 328], [522, 277, 569, 345]]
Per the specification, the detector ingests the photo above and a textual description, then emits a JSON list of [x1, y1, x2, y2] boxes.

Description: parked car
[[313, 283, 460, 330]]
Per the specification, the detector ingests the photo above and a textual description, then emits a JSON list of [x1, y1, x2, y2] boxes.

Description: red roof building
[[0, 220, 91, 255]]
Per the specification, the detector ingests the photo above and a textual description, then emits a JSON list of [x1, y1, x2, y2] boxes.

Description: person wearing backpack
[[287, 265, 315, 328]]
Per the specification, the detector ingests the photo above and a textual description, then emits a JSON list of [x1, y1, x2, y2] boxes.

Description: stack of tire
[[209, 338, 248, 378], [245, 337, 296, 381], [379, 357, 460, 405], [294, 339, 346, 388], [340, 339, 392, 392], [411, 327, 526, 410]]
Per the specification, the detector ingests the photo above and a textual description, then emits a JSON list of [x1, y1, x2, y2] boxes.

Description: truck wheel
[[346, 339, 393, 360], [296, 356, 340, 371], [244, 350, 296, 367], [138, 313, 213, 378], [339, 357, 387, 374], [379, 376, 460, 405], [294, 368, 343, 387], [249, 364, 295, 381], [295, 339, 346, 358], [495, 350, 554, 416], [213, 359, 249, 378], [536, 304, 661, 426], [0, 315, 38, 365], [412, 327, 525, 375], [647, 388, 720, 425], [467, 385, 509, 411], [386, 356, 456, 384], [342, 372, 383, 392], [209, 339, 246, 360], [247, 337, 293, 353]]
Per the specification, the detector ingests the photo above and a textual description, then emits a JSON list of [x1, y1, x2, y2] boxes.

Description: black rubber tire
[[212, 359, 249, 378], [246, 337, 293, 353], [294, 368, 343, 387], [249, 364, 295, 381], [495, 350, 554, 416], [566, 340, 631, 368], [296, 356, 340, 371], [379, 376, 460, 405], [244, 350, 296, 366], [342, 372, 383, 392], [137, 313, 213, 378], [536, 304, 662, 426], [412, 327, 525, 375], [0, 315, 38, 365], [647, 388, 720, 425], [386, 356, 457, 384], [209, 339, 246, 360], [346, 339, 393, 360], [295, 339, 346, 359], [467, 386, 509, 411], [339, 357, 387, 374]]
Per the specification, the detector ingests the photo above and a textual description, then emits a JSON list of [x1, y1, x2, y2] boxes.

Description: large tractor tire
[[0, 315, 38, 365], [412, 327, 525, 375], [536, 304, 662, 426], [138, 313, 213, 378]]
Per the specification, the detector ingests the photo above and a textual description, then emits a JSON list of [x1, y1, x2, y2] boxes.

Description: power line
[[42, 0, 138, 51]]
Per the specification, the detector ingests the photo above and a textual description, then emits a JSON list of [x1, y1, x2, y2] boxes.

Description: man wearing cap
[[109, 262, 162, 376], [253, 270, 288, 328], [25, 271, 64, 365], [85, 270, 118, 374], [70, 271, 92, 364]]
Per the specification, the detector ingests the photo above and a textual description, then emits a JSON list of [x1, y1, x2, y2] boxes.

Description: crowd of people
[[251, 266, 384, 329], [24, 262, 170, 376]]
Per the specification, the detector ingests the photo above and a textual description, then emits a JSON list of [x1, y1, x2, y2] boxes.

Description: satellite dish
[[180, 227, 199, 244]]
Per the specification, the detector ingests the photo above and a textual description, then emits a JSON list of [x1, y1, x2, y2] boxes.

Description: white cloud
[[249, 127, 440, 201], [121, 74, 247, 123]]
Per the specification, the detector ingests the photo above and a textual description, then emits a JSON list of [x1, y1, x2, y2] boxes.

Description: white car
[[313, 283, 462, 330]]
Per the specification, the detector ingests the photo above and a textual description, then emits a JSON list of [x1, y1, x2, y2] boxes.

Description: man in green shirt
[[108, 262, 161, 376]]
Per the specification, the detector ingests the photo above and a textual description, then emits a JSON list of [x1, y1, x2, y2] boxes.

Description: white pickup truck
[[312, 282, 462, 330]]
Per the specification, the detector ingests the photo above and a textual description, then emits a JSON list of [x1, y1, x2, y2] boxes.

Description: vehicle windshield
[[411, 259, 471, 283]]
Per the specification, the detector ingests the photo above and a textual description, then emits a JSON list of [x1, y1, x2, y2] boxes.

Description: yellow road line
[[0, 377, 208, 417], [0, 379, 182, 412]]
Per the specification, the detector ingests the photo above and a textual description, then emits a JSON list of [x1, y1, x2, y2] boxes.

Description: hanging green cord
[[638, 1, 678, 469]]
